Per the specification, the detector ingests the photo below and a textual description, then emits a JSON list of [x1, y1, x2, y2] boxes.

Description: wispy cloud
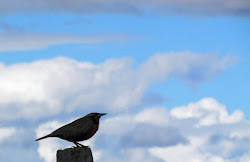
[[0, 31, 129, 51], [0, 0, 249, 16]]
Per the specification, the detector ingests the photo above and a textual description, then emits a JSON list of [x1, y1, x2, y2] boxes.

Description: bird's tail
[[36, 134, 52, 141]]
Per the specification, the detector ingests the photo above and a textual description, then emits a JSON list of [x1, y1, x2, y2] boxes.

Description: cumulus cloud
[[0, 0, 249, 16], [149, 137, 227, 162], [150, 132, 250, 162], [171, 98, 244, 126], [35, 98, 250, 162], [0, 53, 236, 121], [0, 31, 128, 51], [101, 98, 249, 162]]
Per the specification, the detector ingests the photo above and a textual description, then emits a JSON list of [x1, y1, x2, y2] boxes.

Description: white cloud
[[0, 0, 249, 16], [171, 98, 244, 126], [0, 127, 17, 143], [35, 98, 250, 162], [135, 107, 169, 126], [149, 137, 227, 162], [0, 31, 128, 51], [0, 53, 236, 121]]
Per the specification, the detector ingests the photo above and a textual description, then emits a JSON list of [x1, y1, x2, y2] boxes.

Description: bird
[[36, 112, 107, 147]]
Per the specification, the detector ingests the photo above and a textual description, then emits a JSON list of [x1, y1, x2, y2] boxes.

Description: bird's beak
[[99, 113, 107, 117]]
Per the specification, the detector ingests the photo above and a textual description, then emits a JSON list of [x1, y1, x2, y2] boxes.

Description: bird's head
[[86, 112, 107, 124]]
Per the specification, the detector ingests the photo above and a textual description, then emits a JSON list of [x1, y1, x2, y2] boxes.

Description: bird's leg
[[76, 142, 85, 147], [72, 141, 86, 147], [73, 141, 81, 147]]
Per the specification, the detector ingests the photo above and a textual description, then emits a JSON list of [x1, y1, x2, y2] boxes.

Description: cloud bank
[[0, 0, 249, 16], [0, 52, 236, 121], [0, 53, 246, 162]]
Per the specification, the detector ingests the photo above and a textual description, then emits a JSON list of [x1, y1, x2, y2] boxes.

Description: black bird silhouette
[[36, 112, 107, 147]]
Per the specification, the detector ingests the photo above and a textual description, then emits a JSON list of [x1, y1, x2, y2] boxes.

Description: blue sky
[[0, 1, 250, 162]]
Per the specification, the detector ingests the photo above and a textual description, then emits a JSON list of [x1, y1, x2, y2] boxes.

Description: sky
[[0, 0, 250, 162]]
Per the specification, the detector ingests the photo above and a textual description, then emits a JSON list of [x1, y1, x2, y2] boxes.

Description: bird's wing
[[50, 117, 93, 140]]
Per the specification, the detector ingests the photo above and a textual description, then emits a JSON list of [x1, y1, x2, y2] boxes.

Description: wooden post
[[57, 147, 93, 162]]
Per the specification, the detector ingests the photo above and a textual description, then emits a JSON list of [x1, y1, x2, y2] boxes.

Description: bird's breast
[[86, 124, 99, 139]]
